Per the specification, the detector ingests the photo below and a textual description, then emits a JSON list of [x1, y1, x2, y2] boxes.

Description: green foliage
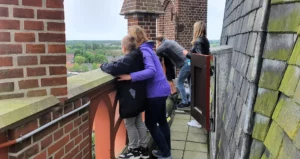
[[75, 56, 86, 64], [71, 63, 81, 72], [92, 63, 98, 70]]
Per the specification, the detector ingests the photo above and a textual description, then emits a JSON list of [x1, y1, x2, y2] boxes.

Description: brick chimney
[[120, 0, 164, 40], [0, 0, 67, 101]]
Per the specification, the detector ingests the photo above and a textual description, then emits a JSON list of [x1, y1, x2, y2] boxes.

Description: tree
[[94, 54, 108, 63], [81, 65, 89, 72], [71, 63, 80, 72], [75, 56, 86, 65], [92, 63, 98, 70]]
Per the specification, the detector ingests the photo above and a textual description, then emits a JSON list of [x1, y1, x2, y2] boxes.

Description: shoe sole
[[140, 155, 150, 159], [118, 156, 140, 159]]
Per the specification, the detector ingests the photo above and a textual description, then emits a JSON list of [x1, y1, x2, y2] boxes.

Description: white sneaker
[[187, 120, 202, 128]]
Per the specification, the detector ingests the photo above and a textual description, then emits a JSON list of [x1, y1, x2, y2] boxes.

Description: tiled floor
[[171, 113, 208, 159]]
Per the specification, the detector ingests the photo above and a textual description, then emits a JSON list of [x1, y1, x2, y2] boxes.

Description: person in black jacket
[[100, 35, 149, 159]]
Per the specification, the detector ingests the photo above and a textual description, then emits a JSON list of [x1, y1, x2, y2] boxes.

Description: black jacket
[[187, 37, 210, 59], [100, 50, 146, 118]]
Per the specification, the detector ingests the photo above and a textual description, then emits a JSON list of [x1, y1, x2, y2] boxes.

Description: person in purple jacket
[[118, 25, 172, 159]]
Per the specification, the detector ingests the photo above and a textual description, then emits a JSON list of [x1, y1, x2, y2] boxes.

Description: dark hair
[[122, 35, 136, 51], [155, 35, 165, 42]]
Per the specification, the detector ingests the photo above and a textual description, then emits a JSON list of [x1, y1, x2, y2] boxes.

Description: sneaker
[[176, 103, 190, 110], [118, 148, 140, 159], [187, 120, 202, 129], [139, 146, 149, 159], [152, 150, 162, 158]]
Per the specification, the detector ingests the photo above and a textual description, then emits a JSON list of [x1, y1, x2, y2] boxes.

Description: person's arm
[[100, 56, 134, 76], [129, 48, 156, 82], [156, 43, 165, 57]]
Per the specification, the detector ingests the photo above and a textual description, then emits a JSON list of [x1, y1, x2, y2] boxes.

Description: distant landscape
[[66, 40, 220, 73]]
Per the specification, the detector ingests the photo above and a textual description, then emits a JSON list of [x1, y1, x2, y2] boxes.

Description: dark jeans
[[145, 96, 171, 157]]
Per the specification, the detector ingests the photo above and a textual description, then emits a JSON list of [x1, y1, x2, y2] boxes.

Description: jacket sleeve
[[130, 48, 156, 82], [156, 43, 166, 57], [194, 38, 204, 54], [100, 56, 134, 76]]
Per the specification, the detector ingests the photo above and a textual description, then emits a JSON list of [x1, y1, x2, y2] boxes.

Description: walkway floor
[[171, 113, 208, 159]]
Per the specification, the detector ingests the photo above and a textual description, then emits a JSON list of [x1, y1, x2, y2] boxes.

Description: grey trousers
[[124, 113, 148, 149]]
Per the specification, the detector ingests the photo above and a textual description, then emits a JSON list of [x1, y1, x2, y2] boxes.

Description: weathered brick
[[17, 56, 38, 66], [15, 33, 35, 42], [13, 8, 34, 18], [9, 137, 31, 153], [48, 44, 66, 53], [64, 122, 74, 134], [0, 57, 13, 66], [70, 129, 79, 139], [8, 120, 38, 139], [49, 66, 66, 75], [39, 112, 52, 126], [39, 33, 65, 42], [0, 68, 23, 79], [27, 67, 46, 77], [37, 10, 64, 20], [41, 77, 67, 86], [54, 148, 64, 159], [51, 87, 67, 96], [22, 144, 39, 158], [33, 123, 58, 141], [0, 93, 24, 100], [41, 135, 53, 150], [0, 44, 22, 55], [24, 21, 44, 31], [47, 22, 65, 31], [65, 140, 74, 153], [53, 128, 63, 140], [22, 0, 42, 7], [33, 151, 46, 159], [0, 7, 8, 17], [0, 32, 10, 42], [27, 89, 47, 97], [0, 82, 14, 92], [18, 79, 39, 89], [65, 145, 80, 159], [0, 20, 20, 30], [40, 55, 66, 64], [48, 135, 69, 155], [26, 44, 45, 54], [0, 0, 18, 5], [46, 0, 64, 8]]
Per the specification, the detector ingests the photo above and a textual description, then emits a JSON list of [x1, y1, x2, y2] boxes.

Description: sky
[[64, 0, 226, 40]]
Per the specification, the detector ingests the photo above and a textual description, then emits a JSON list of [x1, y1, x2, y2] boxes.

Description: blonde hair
[[191, 21, 207, 45], [128, 25, 149, 47]]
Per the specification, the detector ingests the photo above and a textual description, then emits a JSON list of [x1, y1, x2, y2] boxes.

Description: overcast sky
[[64, 0, 226, 40]]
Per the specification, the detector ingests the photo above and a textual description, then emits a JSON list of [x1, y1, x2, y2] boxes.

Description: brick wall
[[126, 14, 158, 40], [0, 0, 67, 101], [121, 0, 163, 15], [157, 1, 176, 40], [6, 98, 90, 159]]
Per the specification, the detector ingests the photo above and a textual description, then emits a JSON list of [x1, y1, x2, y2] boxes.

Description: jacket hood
[[140, 40, 155, 49]]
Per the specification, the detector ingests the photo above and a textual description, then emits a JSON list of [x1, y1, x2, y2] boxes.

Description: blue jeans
[[145, 97, 171, 157], [177, 61, 191, 104]]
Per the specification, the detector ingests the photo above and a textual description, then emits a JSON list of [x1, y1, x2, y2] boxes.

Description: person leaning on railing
[[118, 25, 173, 159], [185, 21, 211, 129]]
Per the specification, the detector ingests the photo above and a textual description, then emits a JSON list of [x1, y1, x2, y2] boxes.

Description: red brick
[[0, 68, 23, 79], [80, 137, 90, 150], [15, 33, 35, 42], [82, 129, 89, 139], [24, 21, 44, 30], [0, 32, 10, 42], [0, 57, 12, 67], [27, 67, 46, 76], [39, 112, 52, 126], [54, 148, 64, 159], [0, 82, 14, 93], [79, 121, 89, 133], [65, 140, 74, 153], [48, 135, 69, 155], [41, 135, 53, 150], [8, 120, 38, 139], [39, 33, 65, 42], [33, 123, 58, 141], [74, 135, 82, 145], [41, 55, 66, 64], [64, 146, 79, 159], [41, 77, 66, 86], [64, 103, 73, 115], [73, 117, 81, 127], [82, 145, 89, 158], [54, 128, 63, 140], [0, 93, 24, 100], [69, 129, 79, 139], [33, 151, 46, 159], [22, 0, 42, 7], [37, 10, 64, 20], [0, 44, 22, 55], [24, 144, 39, 158], [50, 66, 66, 75], [53, 108, 63, 120], [81, 113, 88, 122], [48, 22, 65, 31], [74, 99, 82, 108], [27, 89, 47, 97], [18, 79, 39, 89], [74, 153, 82, 159], [47, 0, 64, 8], [17, 56, 38, 66], [61, 113, 78, 126], [26, 44, 45, 54], [0, 20, 20, 30], [64, 122, 73, 134], [83, 153, 90, 159], [0, 0, 18, 5], [0, 7, 8, 17], [13, 8, 34, 18], [48, 44, 66, 53], [51, 87, 67, 96]]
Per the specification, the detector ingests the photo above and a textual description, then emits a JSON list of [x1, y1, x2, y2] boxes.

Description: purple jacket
[[130, 41, 171, 98]]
